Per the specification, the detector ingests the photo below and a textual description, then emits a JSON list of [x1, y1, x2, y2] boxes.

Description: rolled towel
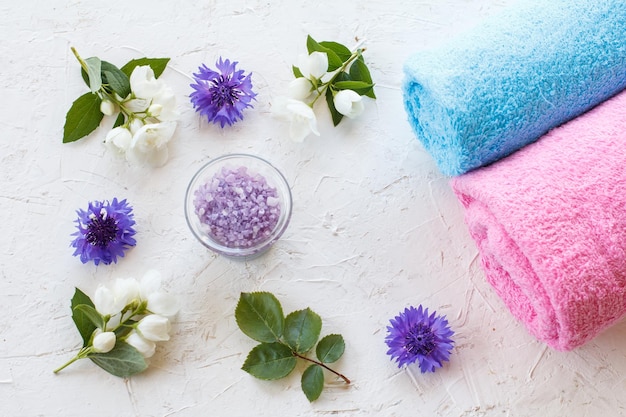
[[451, 90, 626, 351], [403, 0, 626, 176]]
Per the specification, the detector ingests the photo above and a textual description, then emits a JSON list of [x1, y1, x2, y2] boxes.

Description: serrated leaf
[[112, 112, 125, 129], [319, 41, 352, 61], [325, 88, 343, 127], [235, 292, 284, 343], [71, 288, 97, 346], [73, 304, 105, 331], [301, 364, 324, 402], [101, 61, 131, 98], [292, 65, 304, 78], [84, 57, 102, 92], [349, 58, 376, 99], [63, 92, 104, 143], [316, 334, 345, 363], [284, 308, 322, 354], [333, 80, 375, 97], [241, 342, 296, 380], [89, 341, 147, 378], [120, 57, 170, 79], [306, 35, 343, 71]]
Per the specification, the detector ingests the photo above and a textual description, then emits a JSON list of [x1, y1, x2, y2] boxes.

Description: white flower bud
[[100, 99, 117, 116], [128, 118, 144, 135], [298, 52, 328, 80], [148, 103, 163, 117], [333, 89, 365, 119], [92, 330, 116, 353], [137, 314, 171, 342], [288, 77, 313, 100], [126, 331, 156, 358]]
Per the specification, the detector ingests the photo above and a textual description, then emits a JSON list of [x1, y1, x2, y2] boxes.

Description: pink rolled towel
[[451, 91, 626, 351]]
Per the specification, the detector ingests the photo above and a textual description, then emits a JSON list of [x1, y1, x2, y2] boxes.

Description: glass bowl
[[184, 154, 292, 260]]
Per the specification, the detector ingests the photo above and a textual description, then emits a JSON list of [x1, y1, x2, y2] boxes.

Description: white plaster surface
[[2, 0, 626, 416]]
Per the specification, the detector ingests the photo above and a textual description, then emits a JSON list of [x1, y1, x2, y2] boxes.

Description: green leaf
[[306, 35, 343, 72], [120, 57, 170, 79], [316, 334, 345, 363], [63, 92, 104, 143], [301, 364, 324, 402], [319, 41, 352, 62], [283, 308, 322, 354], [73, 304, 105, 331], [84, 56, 102, 92], [325, 88, 343, 127], [112, 112, 125, 129], [241, 342, 296, 380], [89, 341, 148, 378], [235, 292, 285, 343], [333, 80, 375, 97], [71, 288, 97, 346], [292, 65, 304, 78], [349, 57, 376, 99], [101, 61, 131, 98]]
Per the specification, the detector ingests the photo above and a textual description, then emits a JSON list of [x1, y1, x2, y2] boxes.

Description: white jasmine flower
[[288, 77, 313, 100], [298, 51, 328, 80], [139, 270, 180, 317], [113, 277, 141, 308], [125, 331, 156, 358], [129, 65, 163, 100], [272, 97, 320, 142], [92, 330, 116, 353], [137, 315, 171, 342], [150, 87, 178, 122], [126, 121, 177, 167], [104, 126, 132, 153], [333, 89, 365, 119], [93, 285, 124, 316]]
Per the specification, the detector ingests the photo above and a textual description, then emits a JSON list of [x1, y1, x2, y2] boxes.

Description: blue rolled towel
[[402, 0, 626, 176]]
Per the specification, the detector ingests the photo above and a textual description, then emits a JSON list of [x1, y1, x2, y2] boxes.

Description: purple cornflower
[[70, 198, 137, 265], [189, 58, 256, 128], [385, 305, 454, 373]]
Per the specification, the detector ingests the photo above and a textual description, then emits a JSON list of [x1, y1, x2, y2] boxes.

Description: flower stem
[[310, 48, 364, 107], [53, 346, 91, 374], [293, 351, 350, 384]]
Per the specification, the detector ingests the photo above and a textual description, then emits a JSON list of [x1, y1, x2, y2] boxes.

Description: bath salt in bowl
[[185, 154, 292, 259]]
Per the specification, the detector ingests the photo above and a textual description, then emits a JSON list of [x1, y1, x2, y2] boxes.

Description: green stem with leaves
[[309, 48, 365, 107], [292, 351, 350, 384]]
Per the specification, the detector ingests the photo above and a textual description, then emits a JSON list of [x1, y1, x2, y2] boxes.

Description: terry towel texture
[[451, 91, 626, 351], [403, 0, 626, 176]]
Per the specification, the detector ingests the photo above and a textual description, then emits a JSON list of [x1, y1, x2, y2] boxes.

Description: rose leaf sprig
[[54, 270, 179, 377], [235, 292, 349, 402], [274, 35, 376, 142], [63, 48, 179, 167], [385, 305, 454, 373]]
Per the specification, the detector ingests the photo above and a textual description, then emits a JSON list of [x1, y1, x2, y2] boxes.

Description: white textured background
[[3, 0, 626, 416]]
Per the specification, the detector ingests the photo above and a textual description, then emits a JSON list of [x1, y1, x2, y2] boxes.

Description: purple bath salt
[[193, 165, 281, 248]]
